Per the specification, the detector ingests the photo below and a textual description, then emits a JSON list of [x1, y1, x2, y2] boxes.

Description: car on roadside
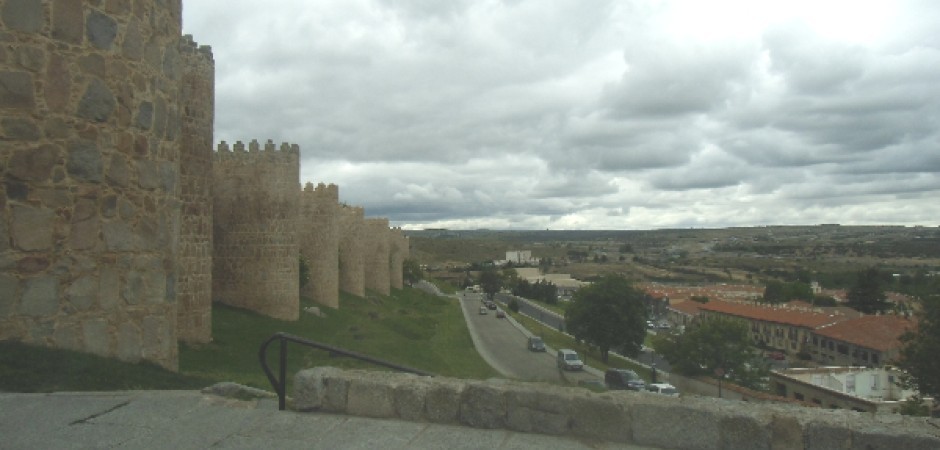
[[479, 306, 487, 315], [647, 383, 679, 397], [768, 351, 786, 361], [527, 336, 545, 352], [486, 301, 497, 310], [604, 368, 646, 391], [495, 309, 506, 318], [556, 349, 584, 371]]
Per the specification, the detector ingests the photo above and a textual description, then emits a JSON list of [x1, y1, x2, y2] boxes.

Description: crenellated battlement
[[214, 139, 301, 163], [302, 182, 340, 201], [180, 34, 214, 60]]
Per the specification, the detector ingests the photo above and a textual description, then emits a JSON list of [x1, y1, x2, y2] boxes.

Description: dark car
[[527, 336, 545, 352], [486, 301, 497, 310], [605, 368, 646, 391], [495, 309, 506, 318]]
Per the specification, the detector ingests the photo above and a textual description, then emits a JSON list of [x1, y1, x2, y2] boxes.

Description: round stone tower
[[0, 0, 184, 369]]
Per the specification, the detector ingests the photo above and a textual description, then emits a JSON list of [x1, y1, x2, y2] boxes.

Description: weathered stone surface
[[2, 118, 40, 140], [770, 414, 804, 450], [0, 71, 35, 109], [347, 378, 396, 418], [78, 54, 106, 77], [77, 78, 116, 122], [116, 322, 141, 361], [633, 399, 719, 449], [137, 160, 161, 189], [9, 145, 57, 181], [11, 205, 54, 251], [2, 0, 43, 32], [506, 385, 571, 435], [394, 378, 429, 422], [52, 0, 84, 44], [122, 20, 144, 60], [0, 274, 19, 317], [107, 153, 131, 186], [103, 221, 139, 251], [15, 46, 45, 72], [98, 267, 121, 310], [720, 411, 772, 450], [293, 367, 349, 412], [20, 276, 59, 316], [66, 139, 104, 182], [67, 274, 98, 311], [86, 10, 118, 50], [53, 322, 83, 351], [82, 318, 111, 355], [45, 54, 71, 112], [459, 382, 508, 429], [805, 422, 852, 450], [136, 101, 153, 130], [70, 217, 99, 250]]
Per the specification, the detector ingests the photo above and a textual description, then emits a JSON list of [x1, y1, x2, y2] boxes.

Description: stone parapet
[[294, 368, 940, 450], [299, 182, 340, 308], [337, 206, 365, 297]]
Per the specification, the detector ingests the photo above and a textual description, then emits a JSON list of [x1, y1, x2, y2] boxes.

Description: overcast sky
[[183, 0, 940, 230]]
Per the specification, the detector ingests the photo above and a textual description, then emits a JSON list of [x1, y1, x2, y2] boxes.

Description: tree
[[654, 316, 767, 390], [402, 258, 423, 285], [479, 267, 502, 300], [564, 275, 647, 363], [847, 267, 890, 314], [762, 280, 813, 304], [897, 294, 940, 404]]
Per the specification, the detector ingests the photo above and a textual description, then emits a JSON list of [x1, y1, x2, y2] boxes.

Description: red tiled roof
[[813, 315, 915, 352], [698, 300, 848, 329], [669, 300, 706, 316]]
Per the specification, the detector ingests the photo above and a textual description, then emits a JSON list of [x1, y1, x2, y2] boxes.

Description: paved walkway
[[0, 390, 659, 449]]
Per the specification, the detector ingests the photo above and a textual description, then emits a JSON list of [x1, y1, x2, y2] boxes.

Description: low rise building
[[808, 315, 914, 367], [771, 366, 918, 414]]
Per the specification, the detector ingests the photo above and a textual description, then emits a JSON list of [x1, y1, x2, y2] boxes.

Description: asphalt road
[[492, 293, 673, 374], [458, 292, 598, 386]]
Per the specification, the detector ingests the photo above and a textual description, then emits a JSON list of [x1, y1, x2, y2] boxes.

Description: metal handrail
[[258, 332, 434, 410]]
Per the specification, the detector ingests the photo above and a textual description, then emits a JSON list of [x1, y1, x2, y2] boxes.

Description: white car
[[647, 383, 679, 397]]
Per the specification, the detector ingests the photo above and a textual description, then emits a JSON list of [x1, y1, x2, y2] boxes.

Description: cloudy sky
[[183, 0, 940, 230]]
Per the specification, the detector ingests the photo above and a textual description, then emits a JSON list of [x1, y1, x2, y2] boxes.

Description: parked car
[[556, 349, 584, 371], [604, 368, 646, 391], [495, 309, 505, 318], [647, 383, 679, 397], [479, 306, 487, 315], [486, 301, 497, 310], [769, 351, 786, 361], [527, 336, 545, 352]]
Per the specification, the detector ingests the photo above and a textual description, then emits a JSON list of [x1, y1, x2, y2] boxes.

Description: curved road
[[457, 292, 599, 385]]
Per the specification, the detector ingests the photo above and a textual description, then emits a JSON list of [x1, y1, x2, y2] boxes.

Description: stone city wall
[[294, 367, 940, 450], [363, 218, 390, 296], [388, 227, 408, 290], [175, 34, 214, 343], [299, 182, 339, 309], [212, 140, 299, 321], [337, 205, 365, 297], [0, 0, 184, 370]]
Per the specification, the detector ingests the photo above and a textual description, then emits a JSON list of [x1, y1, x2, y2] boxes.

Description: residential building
[[808, 315, 914, 367], [771, 367, 918, 414]]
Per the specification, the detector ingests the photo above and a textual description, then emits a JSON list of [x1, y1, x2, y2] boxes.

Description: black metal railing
[[258, 332, 434, 410]]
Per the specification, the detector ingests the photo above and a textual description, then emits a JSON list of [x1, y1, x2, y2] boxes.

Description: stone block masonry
[[338, 205, 366, 297], [176, 35, 215, 343], [364, 218, 391, 296], [212, 140, 300, 321], [389, 227, 408, 289], [0, 0, 186, 370], [294, 368, 940, 450], [1, 0, 406, 370], [299, 182, 339, 309]]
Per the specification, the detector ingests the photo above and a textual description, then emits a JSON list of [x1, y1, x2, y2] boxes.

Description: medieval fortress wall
[[1, 1, 407, 369]]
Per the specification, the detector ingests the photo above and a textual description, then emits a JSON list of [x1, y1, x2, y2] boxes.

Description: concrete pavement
[[0, 390, 659, 449]]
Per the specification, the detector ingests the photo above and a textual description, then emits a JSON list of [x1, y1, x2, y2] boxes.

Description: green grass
[[0, 340, 213, 392], [511, 311, 654, 382], [1, 286, 498, 393]]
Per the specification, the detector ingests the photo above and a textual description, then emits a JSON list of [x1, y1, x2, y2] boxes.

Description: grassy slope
[[1, 286, 497, 393]]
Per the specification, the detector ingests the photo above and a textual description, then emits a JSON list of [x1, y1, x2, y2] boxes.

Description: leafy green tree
[[897, 294, 940, 404], [846, 267, 890, 314], [762, 280, 813, 304], [655, 316, 767, 390], [479, 267, 502, 300], [402, 258, 423, 285], [564, 275, 647, 363]]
